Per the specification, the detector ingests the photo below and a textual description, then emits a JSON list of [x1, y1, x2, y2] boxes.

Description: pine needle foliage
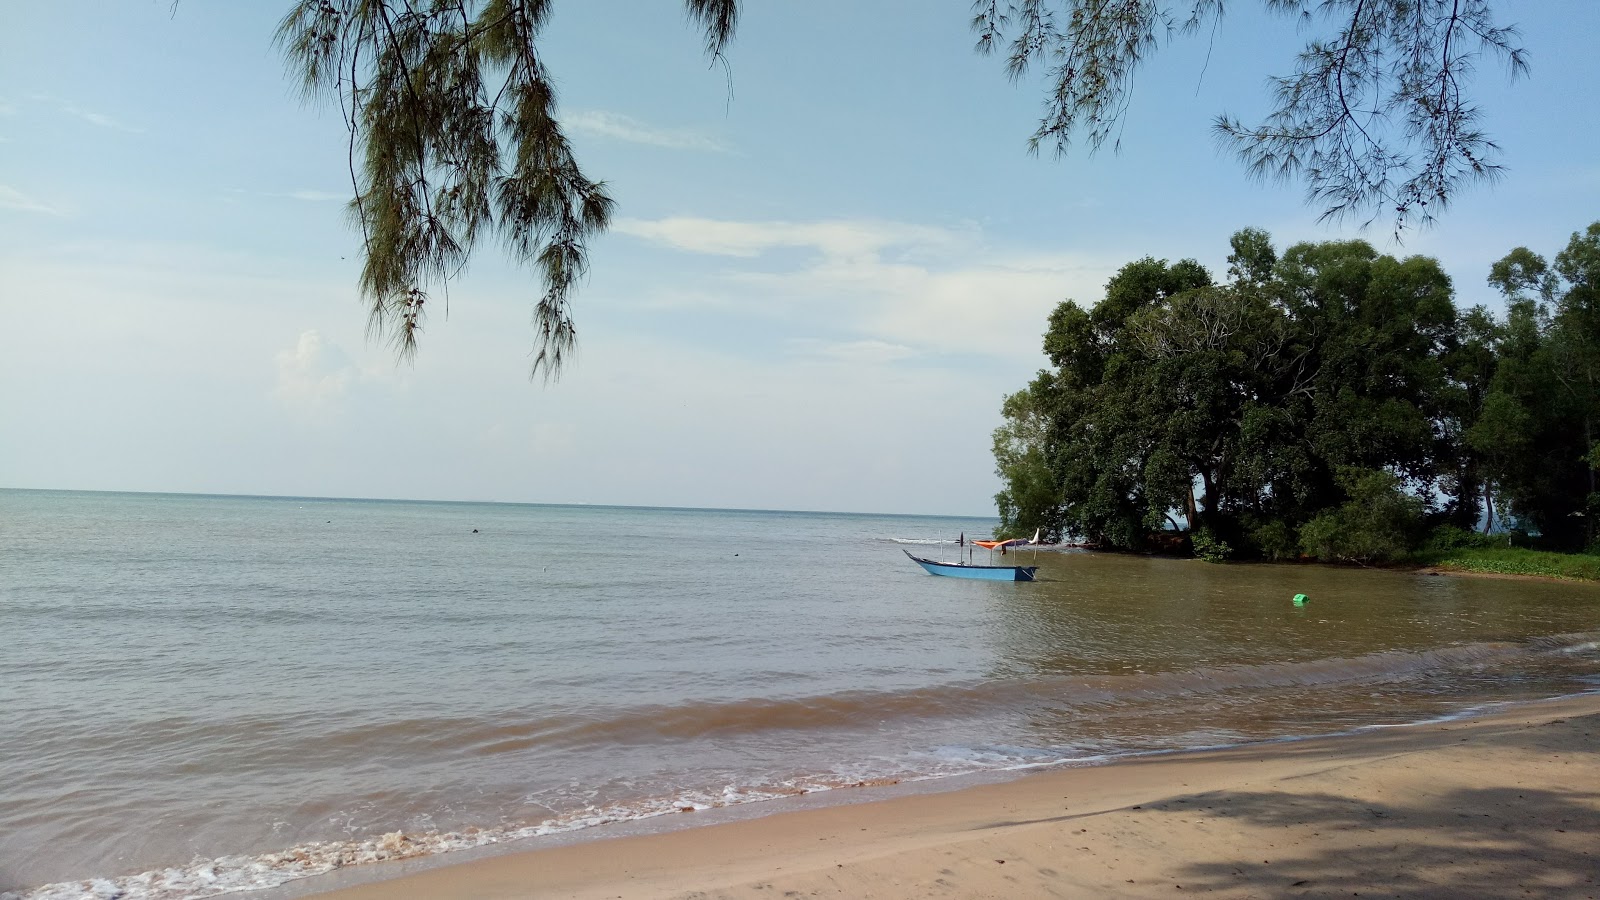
[[280, 1, 1531, 375], [277, 0, 737, 379], [971, 0, 1527, 233]]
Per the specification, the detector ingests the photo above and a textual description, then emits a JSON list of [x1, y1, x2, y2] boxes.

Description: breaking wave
[[9, 632, 1598, 900]]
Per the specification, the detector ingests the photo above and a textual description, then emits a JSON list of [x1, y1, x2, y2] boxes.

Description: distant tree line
[[993, 222, 1600, 561]]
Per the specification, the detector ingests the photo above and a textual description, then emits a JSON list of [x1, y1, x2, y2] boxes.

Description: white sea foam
[[3, 812, 635, 900], [0, 752, 1088, 900], [14, 686, 1600, 900], [0, 784, 836, 899]]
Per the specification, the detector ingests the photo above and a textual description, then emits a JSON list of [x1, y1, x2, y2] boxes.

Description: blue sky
[[2, 1, 1597, 516]]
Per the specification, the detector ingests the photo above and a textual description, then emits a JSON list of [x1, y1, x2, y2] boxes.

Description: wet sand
[[312, 693, 1600, 899]]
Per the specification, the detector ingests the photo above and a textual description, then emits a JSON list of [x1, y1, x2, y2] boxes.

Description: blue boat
[[904, 549, 1038, 582]]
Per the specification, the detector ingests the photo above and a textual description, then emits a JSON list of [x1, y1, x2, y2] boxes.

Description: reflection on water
[[980, 550, 1600, 749], [1001, 552, 1584, 673]]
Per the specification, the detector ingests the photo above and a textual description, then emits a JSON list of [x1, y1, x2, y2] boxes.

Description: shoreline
[[1061, 544, 1600, 584], [305, 692, 1600, 899], [1411, 564, 1594, 584]]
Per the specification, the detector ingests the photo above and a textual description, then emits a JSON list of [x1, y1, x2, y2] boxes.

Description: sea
[[4, 488, 1600, 899]]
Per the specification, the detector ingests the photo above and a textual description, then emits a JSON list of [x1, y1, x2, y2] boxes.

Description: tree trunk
[[1198, 471, 1216, 525], [1586, 415, 1595, 548], [1454, 457, 1482, 530], [1588, 416, 1596, 494]]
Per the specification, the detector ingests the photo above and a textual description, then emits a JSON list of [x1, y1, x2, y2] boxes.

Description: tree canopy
[[282, 0, 1531, 374], [994, 222, 1600, 560], [1471, 223, 1600, 549]]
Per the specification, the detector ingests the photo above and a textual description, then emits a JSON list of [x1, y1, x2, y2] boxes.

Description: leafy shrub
[[1191, 527, 1233, 563], [1300, 468, 1424, 564], [1247, 519, 1300, 561], [1424, 525, 1509, 552]]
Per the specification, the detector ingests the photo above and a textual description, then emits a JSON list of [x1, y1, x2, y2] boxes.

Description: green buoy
[[1292, 593, 1308, 606]]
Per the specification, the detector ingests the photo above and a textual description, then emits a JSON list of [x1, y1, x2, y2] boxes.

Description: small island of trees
[[993, 222, 1600, 575]]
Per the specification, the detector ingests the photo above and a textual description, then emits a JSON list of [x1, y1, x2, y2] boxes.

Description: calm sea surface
[[4, 489, 1600, 898]]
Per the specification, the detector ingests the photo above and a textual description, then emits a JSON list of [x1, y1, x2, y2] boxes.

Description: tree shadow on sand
[[1167, 784, 1600, 898]]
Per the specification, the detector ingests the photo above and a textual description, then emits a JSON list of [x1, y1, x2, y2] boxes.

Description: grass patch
[[1411, 547, 1600, 582]]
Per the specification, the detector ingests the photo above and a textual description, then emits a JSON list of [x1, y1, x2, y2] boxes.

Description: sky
[[2, 1, 1597, 517]]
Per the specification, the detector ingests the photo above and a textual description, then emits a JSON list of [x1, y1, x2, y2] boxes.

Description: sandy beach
[[310, 693, 1600, 899]]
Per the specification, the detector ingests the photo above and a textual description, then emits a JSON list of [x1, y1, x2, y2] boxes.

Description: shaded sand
[[314, 695, 1600, 899]]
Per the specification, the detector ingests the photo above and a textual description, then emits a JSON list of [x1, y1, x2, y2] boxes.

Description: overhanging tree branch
[[278, 0, 736, 379], [973, 0, 1526, 234]]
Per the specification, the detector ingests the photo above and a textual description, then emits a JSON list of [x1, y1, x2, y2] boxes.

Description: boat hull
[[904, 550, 1037, 582]]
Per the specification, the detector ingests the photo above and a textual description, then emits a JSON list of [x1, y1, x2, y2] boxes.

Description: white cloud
[[615, 215, 1116, 359], [788, 338, 916, 365], [274, 330, 355, 415], [286, 189, 346, 202], [735, 256, 1099, 359], [17, 93, 144, 131], [61, 104, 143, 133], [614, 216, 969, 260], [226, 188, 348, 203], [565, 110, 729, 152], [500, 333, 1007, 513], [0, 184, 61, 215], [625, 285, 746, 313], [0, 235, 1011, 514]]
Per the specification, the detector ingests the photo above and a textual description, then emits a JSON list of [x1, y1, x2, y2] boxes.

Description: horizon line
[[0, 485, 999, 521]]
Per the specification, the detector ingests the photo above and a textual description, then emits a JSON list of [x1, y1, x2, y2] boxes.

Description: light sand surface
[[314, 695, 1600, 899]]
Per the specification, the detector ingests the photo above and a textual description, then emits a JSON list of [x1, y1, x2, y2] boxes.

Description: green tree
[[1442, 304, 1505, 531], [1298, 468, 1425, 564], [993, 376, 1063, 539], [277, 0, 737, 377], [1274, 241, 1457, 501], [1479, 224, 1600, 549], [1466, 388, 1531, 533], [1125, 283, 1289, 536], [995, 229, 1466, 558], [1551, 224, 1600, 532], [1003, 256, 1224, 548]]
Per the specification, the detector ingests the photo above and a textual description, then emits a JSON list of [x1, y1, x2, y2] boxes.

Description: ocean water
[[3, 489, 1600, 899]]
